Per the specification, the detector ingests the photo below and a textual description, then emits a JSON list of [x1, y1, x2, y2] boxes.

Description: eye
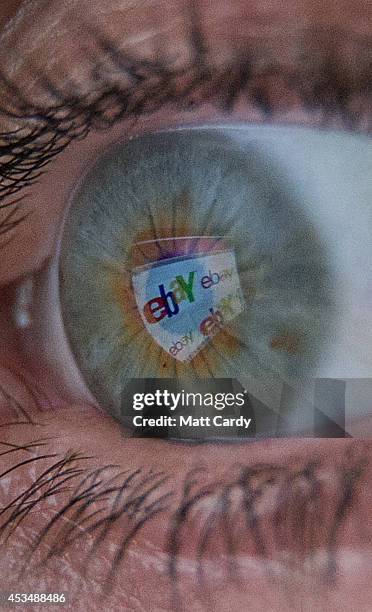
[[17, 124, 372, 439], [3, 4, 372, 610]]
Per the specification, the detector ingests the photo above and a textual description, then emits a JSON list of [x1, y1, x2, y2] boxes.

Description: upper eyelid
[[1, 20, 372, 231]]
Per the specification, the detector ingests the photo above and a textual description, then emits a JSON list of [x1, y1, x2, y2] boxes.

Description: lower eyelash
[[0, 424, 367, 598], [167, 451, 367, 594]]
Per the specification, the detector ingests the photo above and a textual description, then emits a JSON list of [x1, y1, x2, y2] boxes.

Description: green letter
[[176, 271, 196, 303]]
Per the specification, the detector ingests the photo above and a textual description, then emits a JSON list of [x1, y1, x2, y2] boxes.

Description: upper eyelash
[[1, 13, 372, 241]]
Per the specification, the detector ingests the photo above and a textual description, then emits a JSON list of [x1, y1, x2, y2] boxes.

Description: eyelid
[[0, 108, 302, 286], [2, 17, 372, 283], [2, 18, 372, 203]]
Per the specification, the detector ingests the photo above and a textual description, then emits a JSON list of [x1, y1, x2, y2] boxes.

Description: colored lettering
[[143, 272, 196, 324], [169, 278, 186, 303], [201, 270, 220, 289], [143, 297, 167, 324], [176, 272, 195, 302], [201, 268, 234, 290], [200, 308, 224, 336], [169, 331, 193, 356], [201, 275, 213, 289], [159, 283, 179, 317]]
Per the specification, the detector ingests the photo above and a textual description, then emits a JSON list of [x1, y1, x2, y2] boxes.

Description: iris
[[59, 127, 334, 431]]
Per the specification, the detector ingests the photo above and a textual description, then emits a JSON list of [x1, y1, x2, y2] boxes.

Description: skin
[[0, 1, 372, 611]]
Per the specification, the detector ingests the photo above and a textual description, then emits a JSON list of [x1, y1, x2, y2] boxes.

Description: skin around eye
[[0, 1, 372, 611]]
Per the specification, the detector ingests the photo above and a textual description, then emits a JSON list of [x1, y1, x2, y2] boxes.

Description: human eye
[[1, 1, 372, 611]]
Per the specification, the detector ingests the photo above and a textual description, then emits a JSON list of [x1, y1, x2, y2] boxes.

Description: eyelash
[[1, 442, 366, 595], [1, 15, 372, 239]]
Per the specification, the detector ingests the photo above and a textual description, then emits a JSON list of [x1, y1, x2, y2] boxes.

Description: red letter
[[200, 315, 217, 336], [143, 297, 167, 323]]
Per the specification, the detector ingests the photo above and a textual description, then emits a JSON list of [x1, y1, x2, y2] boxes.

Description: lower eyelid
[[0, 405, 370, 607]]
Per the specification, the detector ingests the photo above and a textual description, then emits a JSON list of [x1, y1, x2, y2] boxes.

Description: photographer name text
[[132, 415, 252, 429]]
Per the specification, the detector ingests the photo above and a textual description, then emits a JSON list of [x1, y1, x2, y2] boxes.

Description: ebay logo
[[142, 266, 236, 324], [132, 248, 245, 362], [143, 272, 196, 324]]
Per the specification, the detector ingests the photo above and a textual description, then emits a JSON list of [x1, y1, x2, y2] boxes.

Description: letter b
[[159, 284, 179, 317]]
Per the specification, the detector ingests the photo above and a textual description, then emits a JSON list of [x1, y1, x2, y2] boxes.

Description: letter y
[[176, 272, 196, 303]]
